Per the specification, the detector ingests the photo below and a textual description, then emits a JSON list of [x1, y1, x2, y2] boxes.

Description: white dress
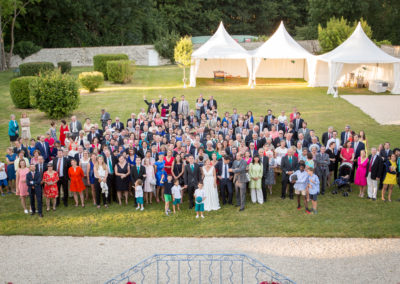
[[202, 166, 220, 211]]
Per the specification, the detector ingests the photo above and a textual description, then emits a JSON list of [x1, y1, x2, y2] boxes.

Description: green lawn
[[0, 65, 399, 237]]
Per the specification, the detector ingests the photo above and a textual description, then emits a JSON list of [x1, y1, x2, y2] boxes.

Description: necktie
[[369, 156, 375, 172], [137, 166, 140, 174], [254, 140, 257, 150], [108, 158, 113, 174], [191, 164, 194, 171], [289, 156, 292, 164], [42, 142, 46, 156], [157, 143, 160, 152]]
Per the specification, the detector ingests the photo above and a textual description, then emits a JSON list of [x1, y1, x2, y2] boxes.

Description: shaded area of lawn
[[0, 65, 399, 237]]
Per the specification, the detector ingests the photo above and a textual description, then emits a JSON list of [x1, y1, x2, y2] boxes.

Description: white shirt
[[135, 185, 143, 198], [290, 170, 308, 191], [194, 188, 205, 202], [0, 162, 7, 180], [171, 185, 182, 199]]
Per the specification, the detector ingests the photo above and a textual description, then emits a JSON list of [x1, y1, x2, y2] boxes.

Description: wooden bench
[[213, 71, 225, 81]]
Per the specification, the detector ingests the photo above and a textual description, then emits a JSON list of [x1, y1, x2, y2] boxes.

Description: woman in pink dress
[[16, 159, 30, 214], [354, 150, 368, 198]]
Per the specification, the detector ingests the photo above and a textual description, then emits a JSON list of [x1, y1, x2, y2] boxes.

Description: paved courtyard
[[1, 236, 399, 283], [341, 95, 400, 125]]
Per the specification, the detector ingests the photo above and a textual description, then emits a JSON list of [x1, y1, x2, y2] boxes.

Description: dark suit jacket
[[296, 139, 309, 149], [256, 122, 268, 131], [264, 115, 275, 125], [260, 156, 269, 178], [35, 141, 51, 162], [365, 154, 382, 180], [144, 99, 161, 113], [87, 132, 100, 144], [273, 137, 285, 148], [26, 170, 42, 192], [111, 122, 125, 131], [183, 163, 201, 187], [352, 141, 365, 159], [216, 160, 233, 179], [321, 132, 333, 146], [379, 149, 393, 162], [130, 165, 146, 183], [13, 146, 28, 158], [293, 118, 304, 132], [35, 163, 47, 179], [281, 155, 299, 179], [207, 99, 217, 109], [340, 131, 351, 145], [54, 157, 69, 178]]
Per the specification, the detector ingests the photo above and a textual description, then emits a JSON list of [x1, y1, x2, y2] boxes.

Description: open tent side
[[314, 22, 400, 95], [251, 21, 317, 86], [189, 22, 252, 87]]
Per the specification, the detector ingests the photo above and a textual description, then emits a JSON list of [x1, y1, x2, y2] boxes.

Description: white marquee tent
[[251, 21, 316, 86], [313, 22, 400, 95], [189, 22, 252, 87]]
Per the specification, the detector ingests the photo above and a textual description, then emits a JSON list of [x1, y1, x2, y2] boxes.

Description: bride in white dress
[[202, 159, 220, 211]]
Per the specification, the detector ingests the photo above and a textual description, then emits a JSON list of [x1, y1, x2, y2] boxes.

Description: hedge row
[[93, 54, 128, 80], [107, 60, 135, 83], [19, 62, 54, 76], [10, 76, 37, 108]]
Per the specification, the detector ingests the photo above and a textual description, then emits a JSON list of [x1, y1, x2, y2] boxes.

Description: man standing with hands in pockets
[[230, 152, 248, 211]]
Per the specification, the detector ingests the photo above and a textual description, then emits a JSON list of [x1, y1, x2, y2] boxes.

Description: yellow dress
[[360, 139, 367, 155], [383, 160, 397, 185]]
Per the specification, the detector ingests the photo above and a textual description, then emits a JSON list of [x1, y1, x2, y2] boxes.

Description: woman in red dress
[[68, 159, 86, 207], [59, 119, 69, 146], [43, 164, 59, 211], [164, 149, 174, 176], [340, 140, 355, 164]]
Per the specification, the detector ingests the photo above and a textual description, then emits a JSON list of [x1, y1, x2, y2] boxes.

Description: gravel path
[[341, 95, 400, 125], [1, 236, 399, 283]]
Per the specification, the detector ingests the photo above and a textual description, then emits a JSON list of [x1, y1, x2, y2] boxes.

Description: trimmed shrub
[[93, 54, 128, 80], [106, 60, 135, 83], [78, 71, 104, 91], [57, 61, 72, 73], [29, 70, 79, 119], [19, 62, 54, 76], [9, 76, 36, 108], [14, 41, 41, 59]]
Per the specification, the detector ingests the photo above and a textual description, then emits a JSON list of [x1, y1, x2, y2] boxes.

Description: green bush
[[106, 60, 135, 84], [93, 54, 128, 80], [78, 71, 104, 91], [57, 61, 72, 73], [154, 31, 179, 63], [19, 62, 54, 76], [29, 70, 79, 119], [9, 76, 36, 108], [14, 41, 42, 59]]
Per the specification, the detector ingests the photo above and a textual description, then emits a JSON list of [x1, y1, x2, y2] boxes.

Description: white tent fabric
[[251, 21, 316, 85], [315, 22, 400, 95], [189, 22, 252, 87]]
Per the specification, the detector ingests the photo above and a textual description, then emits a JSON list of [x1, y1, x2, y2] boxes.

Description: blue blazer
[[26, 170, 42, 192], [8, 120, 19, 136], [35, 141, 51, 161]]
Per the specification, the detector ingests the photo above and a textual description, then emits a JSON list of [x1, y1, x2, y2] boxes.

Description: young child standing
[[0, 160, 9, 196], [194, 182, 206, 219], [163, 175, 173, 216], [135, 179, 144, 211], [171, 179, 182, 213], [290, 161, 310, 214], [306, 167, 320, 214]]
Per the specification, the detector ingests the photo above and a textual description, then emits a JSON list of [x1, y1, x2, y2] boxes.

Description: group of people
[[4, 94, 400, 218]]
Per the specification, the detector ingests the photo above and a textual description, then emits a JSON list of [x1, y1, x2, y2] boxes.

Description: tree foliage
[[174, 36, 192, 67]]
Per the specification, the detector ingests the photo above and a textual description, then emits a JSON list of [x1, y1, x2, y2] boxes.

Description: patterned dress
[[43, 171, 59, 198]]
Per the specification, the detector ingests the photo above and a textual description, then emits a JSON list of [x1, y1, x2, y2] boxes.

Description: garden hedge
[[106, 60, 135, 83], [93, 54, 128, 80], [57, 61, 72, 73], [9, 76, 37, 108], [19, 62, 54, 76], [78, 71, 104, 92]]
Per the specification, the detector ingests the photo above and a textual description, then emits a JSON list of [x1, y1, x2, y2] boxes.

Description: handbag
[[150, 178, 157, 186], [246, 173, 251, 182]]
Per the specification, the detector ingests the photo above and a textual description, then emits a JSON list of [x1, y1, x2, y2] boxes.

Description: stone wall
[[10, 45, 169, 68]]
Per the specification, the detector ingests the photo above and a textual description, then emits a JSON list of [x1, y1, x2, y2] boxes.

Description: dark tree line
[[7, 0, 400, 49]]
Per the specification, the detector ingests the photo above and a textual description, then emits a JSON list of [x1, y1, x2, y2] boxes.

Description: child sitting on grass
[[134, 179, 144, 211], [290, 161, 311, 214], [163, 175, 173, 216], [306, 167, 320, 214], [171, 179, 182, 213], [0, 160, 9, 196], [194, 182, 206, 219]]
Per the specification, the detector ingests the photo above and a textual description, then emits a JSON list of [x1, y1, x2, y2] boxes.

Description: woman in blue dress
[[126, 148, 136, 167], [154, 152, 167, 202], [6, 147, 17, 192], [27, 138, 36, 159]]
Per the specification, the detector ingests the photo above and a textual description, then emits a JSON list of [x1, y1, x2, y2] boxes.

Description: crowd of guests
[[4, 94, 400, 218]]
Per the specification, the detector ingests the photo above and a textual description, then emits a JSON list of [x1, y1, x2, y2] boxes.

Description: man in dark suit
[[35, 156, 47, 181], [87, 126, 100, 144], [256, 115, 268, 133], [207, 96, 217, 110], [13, 140, 28, 158], [111, 117, 124, 131], [264, 109, 275, 126], [296, 133, 309, 148], [340, 125, 351, 145], [74, 146, 85, 165], [281, 148, 298, 199], [55, 150, 69, 207], [216, 155, 233, 205], [321, 126, 334, 146], [259, 149, 269, 201], [273, 131, 285, 148], [35, 135, 51, 162], [183, 155, 201, 209], [26, 164, 43, 217], [293, 112, 304, 132], [131, 157, 146, 206], [143, 95, 161, 113], [379, 142, 392, 190], [365, 147, 382, 201], [69, 115, 82, 140]]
